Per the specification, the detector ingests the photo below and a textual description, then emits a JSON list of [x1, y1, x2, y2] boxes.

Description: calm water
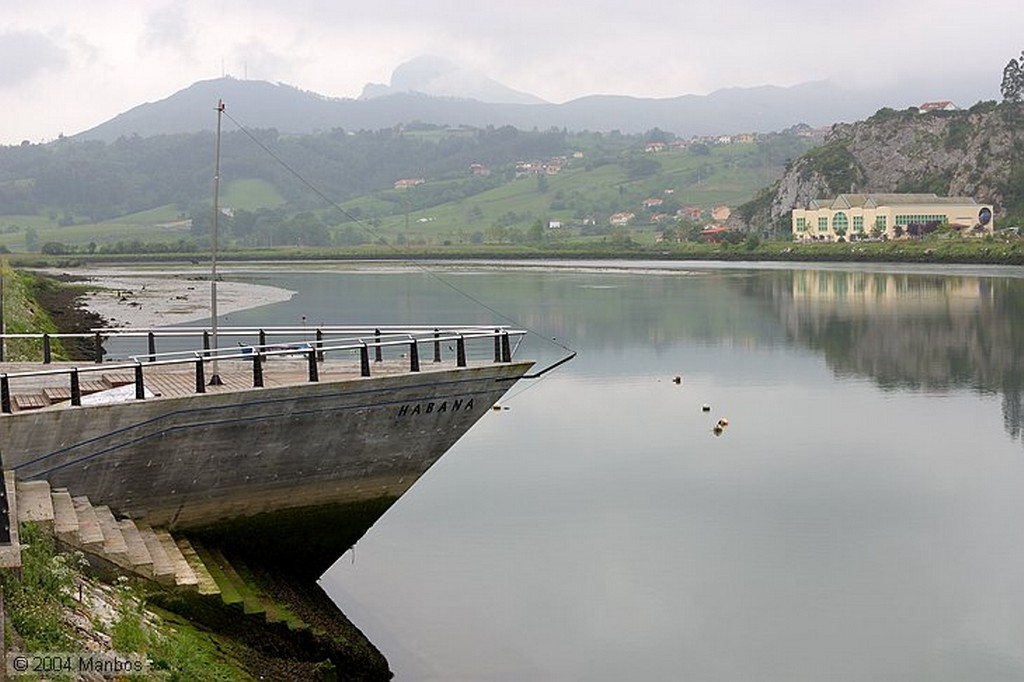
[[187, 261, 1024, 680]]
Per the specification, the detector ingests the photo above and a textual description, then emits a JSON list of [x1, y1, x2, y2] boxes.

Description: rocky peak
[[753, 102, 1024, 229]]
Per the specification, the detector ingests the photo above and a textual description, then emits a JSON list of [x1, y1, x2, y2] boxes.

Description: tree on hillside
[[1002, 52, 1023, 103]]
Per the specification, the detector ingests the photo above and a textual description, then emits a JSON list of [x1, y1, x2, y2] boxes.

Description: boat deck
[[0, 358, 461, 413]]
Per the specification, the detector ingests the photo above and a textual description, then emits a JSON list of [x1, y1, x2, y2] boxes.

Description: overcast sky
[[2, 0, 1021, 144]]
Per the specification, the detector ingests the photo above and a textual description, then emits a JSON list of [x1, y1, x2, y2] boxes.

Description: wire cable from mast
[[218, 108, 578, 365]]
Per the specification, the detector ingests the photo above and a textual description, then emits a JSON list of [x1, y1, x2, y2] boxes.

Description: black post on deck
[[316, 329, 324, 362], [307, 348, 319, 382], [203, 331, 211, 358], [134, 363, 145, 400], [374, 328, 383, 362], [457, 336, 467, 367], [493, 329, 501, 363], [94, 332, 103, 363], [0, 449, 10, 544], [409, 341, 420, 372], [252, 352, 264, 387], [360, 344, 371, 377], [259, 329, 266, 348], [501, 332, 512, 363], [42, 333, 52, 364], [70, 368, 81, 406], [147, 332, 156, 362], [195, 358, 206, 394], [433, 329, 441, 363], [1, 374, 11, 414]]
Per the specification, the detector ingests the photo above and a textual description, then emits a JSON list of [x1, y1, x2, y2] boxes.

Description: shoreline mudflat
[[43, 268, 296, 328]]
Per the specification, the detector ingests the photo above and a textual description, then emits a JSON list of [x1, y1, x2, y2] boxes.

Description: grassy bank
[[0, 522, 257, 681]]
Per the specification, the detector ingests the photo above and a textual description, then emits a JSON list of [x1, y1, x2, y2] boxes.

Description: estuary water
[[199, 261, 1024, 681]]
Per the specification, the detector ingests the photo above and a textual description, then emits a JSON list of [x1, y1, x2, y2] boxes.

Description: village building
[[394, 178, 425, 189], [679, 206, 704, 221], [791, 193, 994, 242], [700, 226, 731, 242], [609, 212, 635, 226], [919, 101, 958, 113]]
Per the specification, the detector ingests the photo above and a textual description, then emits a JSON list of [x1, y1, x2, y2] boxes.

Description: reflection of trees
[[749, 270, 1024, 444]]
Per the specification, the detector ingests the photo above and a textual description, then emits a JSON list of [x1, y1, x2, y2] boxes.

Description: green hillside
[[330, 137, 810, 246], [0, 125, 814, 253]]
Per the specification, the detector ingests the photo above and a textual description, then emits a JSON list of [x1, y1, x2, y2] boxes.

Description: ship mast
[[208, 99, 225, 386]]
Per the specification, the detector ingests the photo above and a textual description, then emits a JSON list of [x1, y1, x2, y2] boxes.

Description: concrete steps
[[175, 537, 220, 596], [191, 542, 307, 631], [135, 522, 178, 585], [0, 471, 21, 568], [13, 478, 216, 594], [6, 476, 308, 632], [16, 480, 54, 529]]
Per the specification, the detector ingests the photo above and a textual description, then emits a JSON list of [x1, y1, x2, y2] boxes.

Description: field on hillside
[[0, 132, 811, 252], [0, 179, 287, 252], [330, 142, 794, 244]]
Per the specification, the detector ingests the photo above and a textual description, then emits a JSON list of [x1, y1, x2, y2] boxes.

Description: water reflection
[[744, 269, 1024, 445], [123, 262, 1024, 680]]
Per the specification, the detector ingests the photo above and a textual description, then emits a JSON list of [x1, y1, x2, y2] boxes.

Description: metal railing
[[0, 325, 525, 414]]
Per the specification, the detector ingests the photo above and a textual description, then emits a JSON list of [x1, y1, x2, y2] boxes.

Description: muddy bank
[[38, 267, 295, 329]]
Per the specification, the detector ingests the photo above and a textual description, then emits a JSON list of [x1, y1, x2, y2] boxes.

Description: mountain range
[[76, 57, 995, 142]]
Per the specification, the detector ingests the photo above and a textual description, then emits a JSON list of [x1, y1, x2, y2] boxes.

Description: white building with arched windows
[[791, 193, 994, 242]]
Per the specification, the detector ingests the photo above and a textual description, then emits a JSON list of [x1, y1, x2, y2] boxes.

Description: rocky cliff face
[[753, 103, 1024, 229]]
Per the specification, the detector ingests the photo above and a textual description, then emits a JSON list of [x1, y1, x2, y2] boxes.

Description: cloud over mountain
[[360, 56, 547, 105]]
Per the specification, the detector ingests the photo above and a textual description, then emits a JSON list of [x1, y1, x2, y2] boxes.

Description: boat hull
[[1, 361, 533, 530]]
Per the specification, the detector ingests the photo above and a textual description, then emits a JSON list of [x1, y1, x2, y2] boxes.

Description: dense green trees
[[1002, 52, 1023, 103], [0, 125, 569, 224]]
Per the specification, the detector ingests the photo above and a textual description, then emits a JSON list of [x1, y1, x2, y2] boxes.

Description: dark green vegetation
[[1002, 49, 1024, 103], [0, 125, 812, 254], [0, 523, 80, 651], [0, 524, 256, 681]]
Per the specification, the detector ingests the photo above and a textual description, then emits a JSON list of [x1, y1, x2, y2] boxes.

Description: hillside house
[[679, 206, 704, 221], [394, 178, 425, 189], [609, 212, 635, 226], [712, 206, 732, 222], [642, 197, 664, 209], [700, 226, 731, 242], [469, 163, 491, 176], [919, 101, 958, 113]]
